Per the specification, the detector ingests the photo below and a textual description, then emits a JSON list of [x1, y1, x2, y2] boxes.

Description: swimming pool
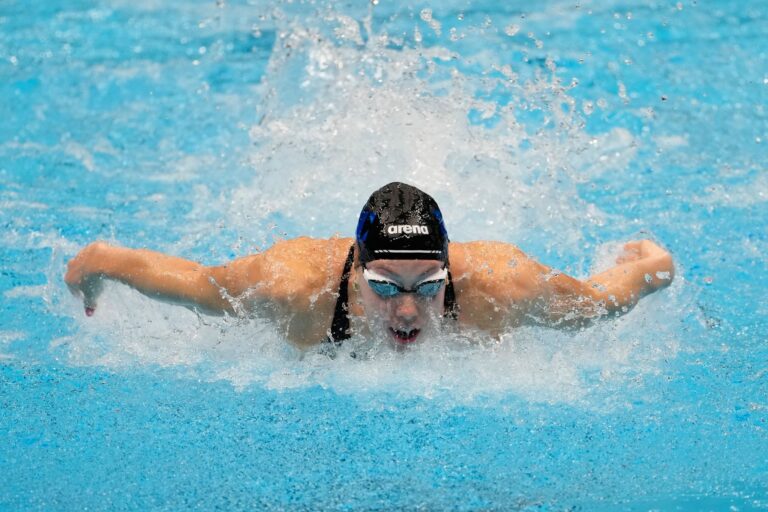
[[1, 0, 766, 509]]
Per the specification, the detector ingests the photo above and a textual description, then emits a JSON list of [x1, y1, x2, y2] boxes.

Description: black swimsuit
[[326, 245, 458, 346]]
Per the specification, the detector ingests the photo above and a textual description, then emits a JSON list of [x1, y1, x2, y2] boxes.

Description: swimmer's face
[[357, 259, 447, 349]]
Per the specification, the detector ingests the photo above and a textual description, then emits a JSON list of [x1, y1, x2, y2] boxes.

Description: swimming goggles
[[362, 267, 448, 298]]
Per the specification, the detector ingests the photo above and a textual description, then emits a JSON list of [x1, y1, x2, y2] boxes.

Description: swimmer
[[65, 182, 675, 349]]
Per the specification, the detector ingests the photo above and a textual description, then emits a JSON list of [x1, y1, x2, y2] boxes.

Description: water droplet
[[505, 24, 520, 36], [676, 2, 683, 10], [420, 8, 432, 22], [545, 269, 562, 281], [618, 81, 629, 104], [498, 64, 516, 80], [370, 0, 379, 4], [457, 12, 464, 21], [9, 55, 18, 66], [583, 101, 594, 115]]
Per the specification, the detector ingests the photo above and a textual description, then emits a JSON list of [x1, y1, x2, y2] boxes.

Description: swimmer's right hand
[[65, 241, 109, 316]]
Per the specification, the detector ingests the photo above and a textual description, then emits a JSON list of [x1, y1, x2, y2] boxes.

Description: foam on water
[[27, 6, 699, 411], [50, 275, 685, 409]]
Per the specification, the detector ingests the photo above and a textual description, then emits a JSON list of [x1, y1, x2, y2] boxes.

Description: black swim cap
[[355, 182, 449, 265]]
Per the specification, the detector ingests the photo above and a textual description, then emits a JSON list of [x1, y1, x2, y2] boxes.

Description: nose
[[393, 294, 419, 323]]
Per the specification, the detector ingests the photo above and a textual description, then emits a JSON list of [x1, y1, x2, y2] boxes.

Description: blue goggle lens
[[413, 280, 444, 297], [367, 279, 444, 298], [367, 281, 401, 298]]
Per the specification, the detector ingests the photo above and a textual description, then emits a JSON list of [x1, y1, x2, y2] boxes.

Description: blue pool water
[[1, 0, 767, 509]]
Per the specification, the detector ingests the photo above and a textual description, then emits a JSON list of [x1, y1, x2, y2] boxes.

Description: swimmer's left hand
[[617, 239, 669, 262], [616, 239, 675, 286]]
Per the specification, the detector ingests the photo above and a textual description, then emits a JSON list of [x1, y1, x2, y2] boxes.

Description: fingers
[[616, 240, 669, 264], [65, 242, 110, 316], [65, 280, 81, 298], [80, 275, 103, 317], [64, 259, 82, 296], [616, 241, 642, 264], [638, 240, 665, 259], [65, 252, 103, 316]]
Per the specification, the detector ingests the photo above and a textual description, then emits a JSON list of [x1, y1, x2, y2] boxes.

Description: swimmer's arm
[[65, 238, 345, 344], [453, 240, 674, 329], [65, 241, 242, 315], [523, 240, 675, 327]]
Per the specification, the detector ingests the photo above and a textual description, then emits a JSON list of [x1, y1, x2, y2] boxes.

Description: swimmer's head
[[355, 182, 449, 266], [354, 182, 451, 348]]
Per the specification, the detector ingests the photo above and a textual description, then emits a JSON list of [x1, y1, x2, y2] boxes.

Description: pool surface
[[1, 0, 767, 509]]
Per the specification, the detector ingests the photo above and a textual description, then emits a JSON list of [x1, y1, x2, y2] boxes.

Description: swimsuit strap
[[327, 245, 356, 346], [443, 270, 459, 320]]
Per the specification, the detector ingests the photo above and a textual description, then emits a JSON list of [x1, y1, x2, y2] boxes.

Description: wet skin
[[354, 259, 446, 348]]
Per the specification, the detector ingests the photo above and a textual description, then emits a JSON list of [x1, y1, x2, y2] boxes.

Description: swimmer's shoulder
[[448, 240, 534, 279], [223, 236, 354, 347], [253, 236, 354, 296], [448, 241, 545, 330]]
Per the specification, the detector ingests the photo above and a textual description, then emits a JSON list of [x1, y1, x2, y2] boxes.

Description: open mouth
[[390, 327, 420, 344]]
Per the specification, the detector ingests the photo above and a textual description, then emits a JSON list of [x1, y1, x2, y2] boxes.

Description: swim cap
[[355, 182, 449, 265]]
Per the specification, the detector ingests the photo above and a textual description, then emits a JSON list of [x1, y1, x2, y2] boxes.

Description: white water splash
[[48, 248, 685, 410]]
